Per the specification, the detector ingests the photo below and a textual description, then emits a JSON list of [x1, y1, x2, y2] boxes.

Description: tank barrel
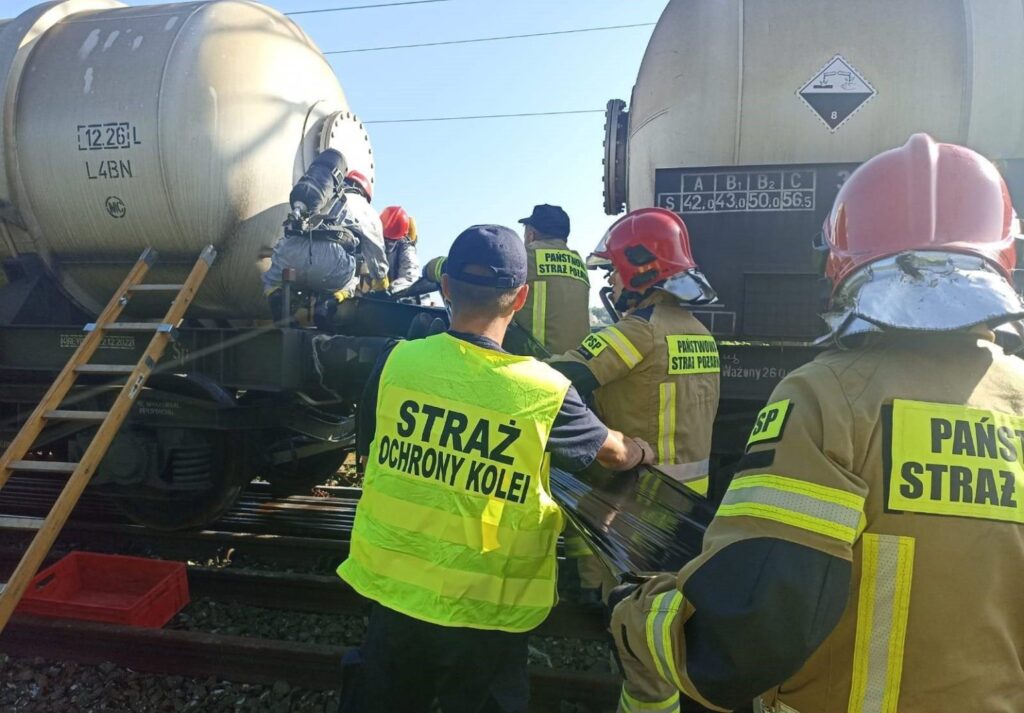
[[0, 0, 374, 319]]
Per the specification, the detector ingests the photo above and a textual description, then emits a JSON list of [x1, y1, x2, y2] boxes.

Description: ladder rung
[[7, 460, 79, 473], [0, 516, 44, 531], [75, 364, 136, 375], [84, 322, 175, 333], [128, 284, 185, 292], [44, 410, 109, 421]]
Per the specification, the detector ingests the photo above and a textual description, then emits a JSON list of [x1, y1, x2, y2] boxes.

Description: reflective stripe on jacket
[[338, 333, 569, 632]]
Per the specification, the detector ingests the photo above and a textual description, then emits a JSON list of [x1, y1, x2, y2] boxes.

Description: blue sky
[[7, 0, 667, 304]]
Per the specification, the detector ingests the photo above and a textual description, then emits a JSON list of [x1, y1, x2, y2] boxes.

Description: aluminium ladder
[[0, 245, 216, 633]]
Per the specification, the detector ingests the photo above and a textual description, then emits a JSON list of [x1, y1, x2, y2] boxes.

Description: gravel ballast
[[0, 655, 610, 712], [0, 655, 339, 713], [170, 597, 610, 674]]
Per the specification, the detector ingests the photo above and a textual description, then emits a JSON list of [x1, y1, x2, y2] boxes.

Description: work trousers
[[341, 604, 530, 713], [262, 236, 357, 295]]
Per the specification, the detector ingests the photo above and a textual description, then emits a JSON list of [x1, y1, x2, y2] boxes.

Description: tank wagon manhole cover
[[798, 54, 876, 132]]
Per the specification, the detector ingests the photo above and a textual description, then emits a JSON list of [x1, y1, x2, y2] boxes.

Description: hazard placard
[[798, 55, 876, 132]]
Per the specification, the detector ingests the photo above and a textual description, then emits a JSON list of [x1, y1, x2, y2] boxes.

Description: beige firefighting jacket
[[550, 291, 720, 491], [515, 238, 592, 354], [611, 330, 1024, 713]]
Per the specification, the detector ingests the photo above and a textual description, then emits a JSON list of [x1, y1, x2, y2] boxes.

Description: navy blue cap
[[518, 204, 570, 239], [444, 225, 527, 289]]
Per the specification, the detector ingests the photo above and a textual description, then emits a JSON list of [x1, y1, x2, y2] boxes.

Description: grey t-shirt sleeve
[[547, 385, 609, 472]]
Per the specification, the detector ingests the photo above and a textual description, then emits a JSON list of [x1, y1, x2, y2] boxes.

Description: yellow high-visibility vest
[[338, 333, 569, 632]]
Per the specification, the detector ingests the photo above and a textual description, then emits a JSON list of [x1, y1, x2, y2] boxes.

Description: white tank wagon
[[600, 0, 1024, 466], [0, 0, 375, 318], [607, 0, 1024, 213], [0, 0, 400, 531]]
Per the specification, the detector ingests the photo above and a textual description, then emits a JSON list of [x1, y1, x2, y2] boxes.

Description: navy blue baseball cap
[[519, 204, 570, 239], [444, 225, 527, 289]]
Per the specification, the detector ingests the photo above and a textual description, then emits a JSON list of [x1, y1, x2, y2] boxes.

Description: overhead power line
[[285, 0, 450, 16], [325, 22, 657, 54], [365, 109, 604, 125]]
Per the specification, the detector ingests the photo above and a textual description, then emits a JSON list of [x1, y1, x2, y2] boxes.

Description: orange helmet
[[821, 134, 1024, 342], [590, 208, 715, 307], [380, 206, 411, 241], [345, 170, 373, 201]]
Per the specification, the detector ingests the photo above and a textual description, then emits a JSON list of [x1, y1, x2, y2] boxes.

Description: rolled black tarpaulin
[[550, 465, 715, 582]]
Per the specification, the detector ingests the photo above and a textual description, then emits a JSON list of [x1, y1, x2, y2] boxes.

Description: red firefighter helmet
[[345, 170, 373, 201], [590, 207, 715, 308], [592, 208, 698, 290], [380, 206, 411, 241], [825, 133, 1016, 290], [821, 133, 1024, 342]]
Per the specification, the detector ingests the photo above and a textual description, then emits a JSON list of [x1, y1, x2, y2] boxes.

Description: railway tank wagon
[[0, 0, 388, 528], [602, 0, 1024, 460]]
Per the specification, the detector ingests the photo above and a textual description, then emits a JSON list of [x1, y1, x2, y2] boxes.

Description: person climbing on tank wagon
[[548, 208, 721, 498], [609, 134, 1024, 713], [262, 150, 388, 326], [379, 205, 420, 293], [516, 204, 591, 353], [337, 224, 656, 713]]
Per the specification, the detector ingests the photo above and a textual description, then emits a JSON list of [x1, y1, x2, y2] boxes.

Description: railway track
[[0, 475, 621, 709], [0, 616, 619, 711], [0, 476, 361, 538], [0, 560, 618, 711], [0, 559, 606, 641], [0, 476, 581, 568]]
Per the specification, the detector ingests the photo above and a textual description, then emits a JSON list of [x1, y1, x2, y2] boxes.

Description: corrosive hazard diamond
[[798, 55, 876, 132]]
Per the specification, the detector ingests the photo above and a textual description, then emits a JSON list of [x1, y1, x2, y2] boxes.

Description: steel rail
[[0, 616, 620, 709]]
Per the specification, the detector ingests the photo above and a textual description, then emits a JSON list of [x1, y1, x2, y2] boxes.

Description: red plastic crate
[[16, 552, 189, 628]]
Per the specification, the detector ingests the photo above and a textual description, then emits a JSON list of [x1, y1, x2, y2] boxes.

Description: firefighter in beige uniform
[[609, 134, 1024, 713], [550, 208, 720, 496], [516, 205, 602, 595], [516, 204, 592, 354]]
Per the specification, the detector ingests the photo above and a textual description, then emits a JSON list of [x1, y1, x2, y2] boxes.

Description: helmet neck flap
[[821, 250, 1024, 347]]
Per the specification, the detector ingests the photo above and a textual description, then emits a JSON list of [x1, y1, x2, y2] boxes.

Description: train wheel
[[107, 374, 250, 530], [116, 482, 244, 531], [113, 431, 248, 531]]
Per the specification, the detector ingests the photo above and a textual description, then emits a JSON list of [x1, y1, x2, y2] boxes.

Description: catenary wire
[[285, 8, 637, 126], [365, 109, 605, 124], [325, 22, 657, 54], [285, 0, 451, 16]]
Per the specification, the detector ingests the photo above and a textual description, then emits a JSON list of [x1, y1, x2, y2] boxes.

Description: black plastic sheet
[[550, 465, 715, 581]]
